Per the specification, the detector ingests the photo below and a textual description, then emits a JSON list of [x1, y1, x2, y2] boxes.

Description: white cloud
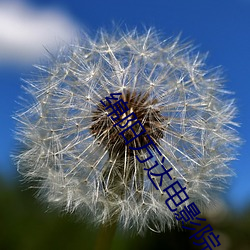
[[0, 1, 78, 65]]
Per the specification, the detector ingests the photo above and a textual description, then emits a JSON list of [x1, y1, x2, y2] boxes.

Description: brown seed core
[[90, 90, 165, 161]]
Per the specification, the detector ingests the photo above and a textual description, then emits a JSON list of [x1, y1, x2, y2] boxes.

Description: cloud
[[0, 1, 78, 65]]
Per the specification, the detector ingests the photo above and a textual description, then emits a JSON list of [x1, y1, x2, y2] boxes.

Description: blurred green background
[[1, 174, 250, 250]]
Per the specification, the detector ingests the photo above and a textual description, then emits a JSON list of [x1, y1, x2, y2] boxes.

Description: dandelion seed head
[[14, 27, 240, 233]]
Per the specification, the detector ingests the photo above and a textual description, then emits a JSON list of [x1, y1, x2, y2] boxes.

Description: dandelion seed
[[14, 27, 240, 234]]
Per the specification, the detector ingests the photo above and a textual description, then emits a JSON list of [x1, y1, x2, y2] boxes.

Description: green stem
[[94, 220, 117, 250]]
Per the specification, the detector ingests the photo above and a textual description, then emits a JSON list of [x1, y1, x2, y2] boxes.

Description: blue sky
[[0, 0, 249, 210]]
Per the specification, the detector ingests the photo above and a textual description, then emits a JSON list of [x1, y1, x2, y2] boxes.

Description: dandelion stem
[[94, 220, 118, 250]]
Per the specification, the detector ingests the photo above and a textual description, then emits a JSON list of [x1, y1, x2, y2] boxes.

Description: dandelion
[[14, 27, 239, 237]]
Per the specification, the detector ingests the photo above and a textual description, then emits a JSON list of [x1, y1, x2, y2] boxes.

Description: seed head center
[[91, 90, 165, 160]]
